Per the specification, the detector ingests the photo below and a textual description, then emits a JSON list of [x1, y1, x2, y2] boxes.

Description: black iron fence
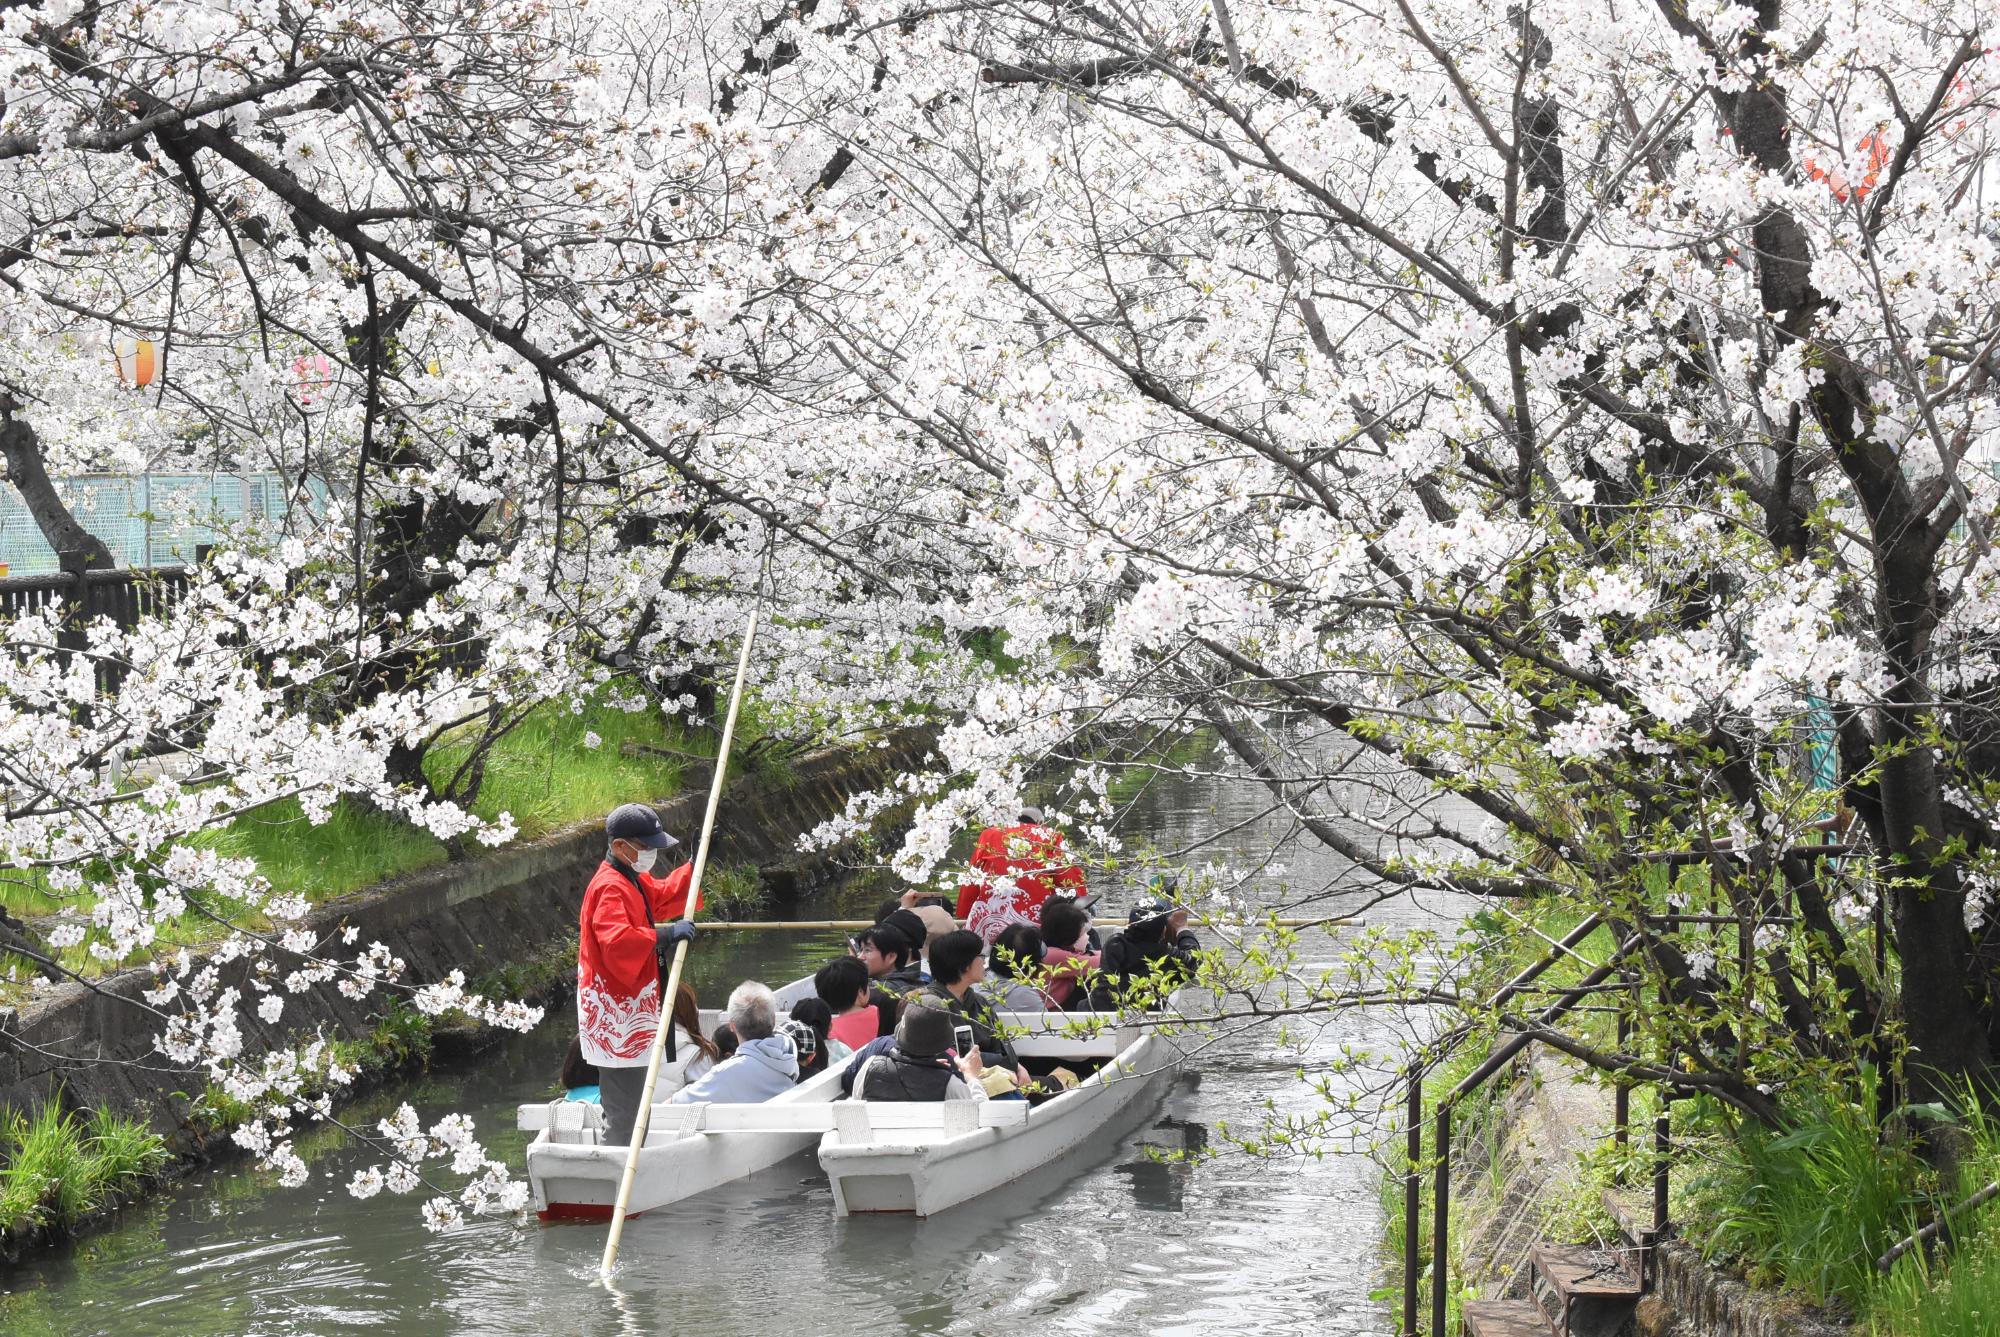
[[0, 556, 193, 694]]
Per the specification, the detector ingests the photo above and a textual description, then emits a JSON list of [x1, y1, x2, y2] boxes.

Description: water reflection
[[1116, 1110, 1209, 1212]]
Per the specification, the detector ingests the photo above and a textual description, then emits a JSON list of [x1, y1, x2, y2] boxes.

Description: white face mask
[[631, 846, 659, 875]]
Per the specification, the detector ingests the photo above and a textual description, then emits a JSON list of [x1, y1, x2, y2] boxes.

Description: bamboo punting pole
[[598, 576, 767, 1283], [661, 917, 1365, 931]]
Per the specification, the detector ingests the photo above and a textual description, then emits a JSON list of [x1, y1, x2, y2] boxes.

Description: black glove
[[1173, 930, 1201, 954], [655, 920, 697, 957]]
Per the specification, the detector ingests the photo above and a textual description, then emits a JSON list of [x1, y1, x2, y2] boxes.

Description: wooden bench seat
[[519, 1097, 1032, 1136]]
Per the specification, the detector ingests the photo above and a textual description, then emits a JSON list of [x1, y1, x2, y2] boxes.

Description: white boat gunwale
[[524, 977, 1195, 1222], [817, 989, 1195, 1217]]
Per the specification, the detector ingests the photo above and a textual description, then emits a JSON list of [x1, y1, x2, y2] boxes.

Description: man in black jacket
[[915, 929, 1026, 1084], [1087, 889, 1202, 1010]]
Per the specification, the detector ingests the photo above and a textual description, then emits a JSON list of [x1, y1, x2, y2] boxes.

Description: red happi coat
[[954, 822, 1087, 944], [577, 858, 700, 1068]]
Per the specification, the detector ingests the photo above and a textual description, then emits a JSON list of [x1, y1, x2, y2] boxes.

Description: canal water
[[0, 757, 1470, 1335]]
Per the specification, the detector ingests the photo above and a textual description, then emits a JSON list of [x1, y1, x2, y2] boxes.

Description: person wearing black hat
[[1086, 879, 1202, 1011], [878, 908, 933, 960], [577, 802, 702, 1144], [851, 1002, 986, 1102]]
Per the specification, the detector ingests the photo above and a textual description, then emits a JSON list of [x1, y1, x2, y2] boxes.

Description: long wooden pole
[[598, 583, 766, 1282], [659, 917, 1365, 931]]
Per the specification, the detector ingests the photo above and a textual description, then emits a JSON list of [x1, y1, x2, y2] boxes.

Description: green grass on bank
[[1381, 892, 2000, 1337], [0, 694, 791, 996], [208, 695, 705, 903], [1676, 1084, 2000, 1337], [0, 1103, 169, 1241], [1377, 905, 1623, 1330]]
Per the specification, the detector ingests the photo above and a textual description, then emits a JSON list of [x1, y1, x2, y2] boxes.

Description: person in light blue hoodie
[[670, 981, 798, 1104]]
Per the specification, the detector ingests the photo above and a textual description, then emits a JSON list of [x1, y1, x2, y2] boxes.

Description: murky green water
[[0, 758, 1466, 1335]]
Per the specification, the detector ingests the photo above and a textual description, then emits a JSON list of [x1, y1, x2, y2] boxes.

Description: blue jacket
[[669, 1034, 799, 1104]]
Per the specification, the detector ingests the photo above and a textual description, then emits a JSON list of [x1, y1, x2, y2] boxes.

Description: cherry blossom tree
[[0, 0, 993, 1221], [9, 0, 2000, 1231], [753, 0, 2000, 1130]]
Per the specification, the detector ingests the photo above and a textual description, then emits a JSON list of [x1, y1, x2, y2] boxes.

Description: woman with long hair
[[668, 979, 723, 1083]]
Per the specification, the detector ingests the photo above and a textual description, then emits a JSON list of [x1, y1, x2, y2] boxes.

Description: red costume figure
[[954, 806, 1087, 944]]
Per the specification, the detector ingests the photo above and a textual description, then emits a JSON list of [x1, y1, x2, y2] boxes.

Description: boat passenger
[[779, 1017, 822, 1080], [838, 1033, 896, 1097], [577, 803, 701, 1145], [712, 1022, 741, 1060], [668, 982, 724, 1085], [815, 957, 883, 1051], [882, 890, 959, 946], [853, 924, 926, 1002], [1037, 895, 1101, 1009], [787, 998, 851, 1080], [670, 982, 800, 1105], [852, 1002, 987, 1102], [1086, 888, 1203, 1011], [955, 805, 1089, 944], [916, 930, 1029, 1088], [879, 907, 935, 961], [559, 1038, 600, 1104], [982, 923, 1057, 1011]]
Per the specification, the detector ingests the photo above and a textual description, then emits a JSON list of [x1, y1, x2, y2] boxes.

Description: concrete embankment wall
[[0, 731, 933, 1137]]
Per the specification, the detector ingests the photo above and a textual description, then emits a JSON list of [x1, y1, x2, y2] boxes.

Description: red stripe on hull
[[538, 1203, 646, 1222]]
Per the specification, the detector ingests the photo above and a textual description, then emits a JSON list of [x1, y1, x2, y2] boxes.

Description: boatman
[[577, 803, 700, 1145], [954, 805, 1089, 944]]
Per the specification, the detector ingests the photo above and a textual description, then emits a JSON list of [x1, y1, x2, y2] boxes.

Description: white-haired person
[[670, 981, 799, 1104]]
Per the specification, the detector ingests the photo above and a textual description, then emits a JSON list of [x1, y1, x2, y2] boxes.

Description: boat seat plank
[[521, 1098, 1031, 1134]]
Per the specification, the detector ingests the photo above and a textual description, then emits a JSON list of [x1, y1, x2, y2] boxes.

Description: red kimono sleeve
[[645, 862, 701, 921], [1044, 832, 1087, 897], [957, 827, 1010, 919]]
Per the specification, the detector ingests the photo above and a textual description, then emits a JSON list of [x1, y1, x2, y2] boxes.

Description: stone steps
[[1464, 1240, 1644, 1337], [1462, 1298, 1550, 1337]]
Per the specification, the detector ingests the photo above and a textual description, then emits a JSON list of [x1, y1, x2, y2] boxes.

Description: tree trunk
[[0, 395, 114, 569]]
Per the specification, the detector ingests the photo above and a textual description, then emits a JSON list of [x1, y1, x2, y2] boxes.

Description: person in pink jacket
[[1036, 894, 1100, 1009]]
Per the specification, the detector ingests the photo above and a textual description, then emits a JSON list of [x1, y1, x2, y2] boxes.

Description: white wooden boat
[[816, 997, 1191, 1217], [522, 999, 842, 1221], [524, 972, 1194, 1222]]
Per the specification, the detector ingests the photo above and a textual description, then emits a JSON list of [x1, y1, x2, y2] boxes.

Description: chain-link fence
[[0, 472, 318, 573]]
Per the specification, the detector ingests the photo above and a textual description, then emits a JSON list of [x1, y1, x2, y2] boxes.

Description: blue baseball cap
[[606, 803, 679, 849]]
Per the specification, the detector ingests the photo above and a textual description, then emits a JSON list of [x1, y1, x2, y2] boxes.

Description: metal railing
[[1401, 913, 1674, 1337]]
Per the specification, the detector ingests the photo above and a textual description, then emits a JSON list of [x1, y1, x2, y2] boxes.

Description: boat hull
[[528, 1065, 844, 1220], [818, 1022, 1184, 1217]]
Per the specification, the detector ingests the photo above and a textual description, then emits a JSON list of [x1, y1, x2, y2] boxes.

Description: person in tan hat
[[851, 1002, 986, 1102]]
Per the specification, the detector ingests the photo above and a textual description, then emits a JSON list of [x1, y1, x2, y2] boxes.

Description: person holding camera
[[1086, 882, 1203, 1011], [851, 1003, 988, 1102]]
